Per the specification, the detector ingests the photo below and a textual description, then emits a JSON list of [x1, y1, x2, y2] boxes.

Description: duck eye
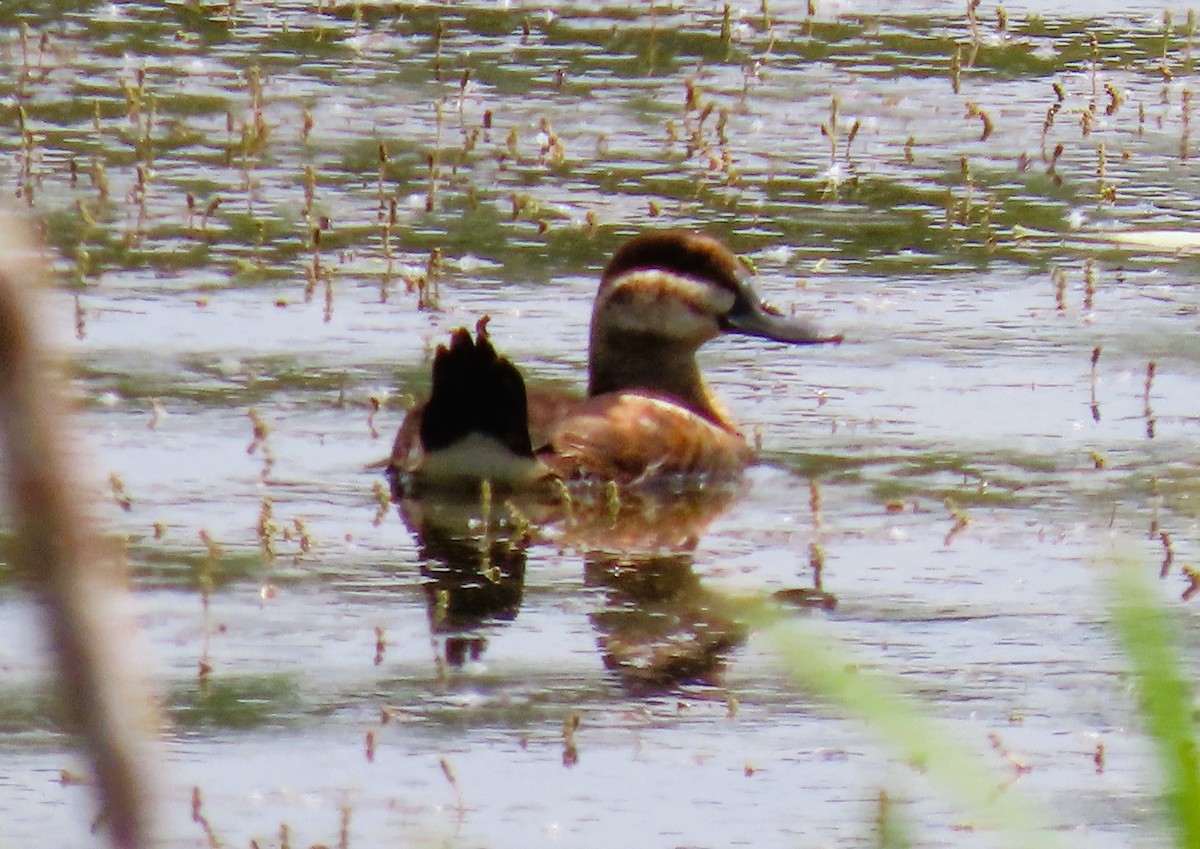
[[720, 291, 753, 329], [724, 284, 773, 323]]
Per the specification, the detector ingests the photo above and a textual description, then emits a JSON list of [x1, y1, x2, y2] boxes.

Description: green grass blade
[[755, 606, 1062, 849], [1106, 560, 1200, 848]]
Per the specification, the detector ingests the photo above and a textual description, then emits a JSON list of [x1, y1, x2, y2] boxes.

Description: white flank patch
[[418, 433, 546, 486]]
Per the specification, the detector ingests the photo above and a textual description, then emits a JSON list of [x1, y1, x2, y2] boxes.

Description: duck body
[[387, 230, 841, 493]]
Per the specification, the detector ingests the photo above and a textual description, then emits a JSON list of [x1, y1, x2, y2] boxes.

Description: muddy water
[[3, 1, 1200, 847]]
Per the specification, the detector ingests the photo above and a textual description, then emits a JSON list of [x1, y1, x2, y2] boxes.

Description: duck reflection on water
[[401, 490, 530, 672], [397, 478, 756, 690], [387, 230, 842, 689]]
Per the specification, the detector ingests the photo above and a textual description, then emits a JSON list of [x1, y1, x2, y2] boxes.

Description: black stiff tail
[[419, 317, 534, 458]]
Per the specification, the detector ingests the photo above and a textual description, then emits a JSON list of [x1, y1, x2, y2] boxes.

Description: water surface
[[2, 1, 1200, 847]]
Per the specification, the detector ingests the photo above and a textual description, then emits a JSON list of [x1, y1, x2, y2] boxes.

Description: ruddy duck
[[388, 230, 841, 491]]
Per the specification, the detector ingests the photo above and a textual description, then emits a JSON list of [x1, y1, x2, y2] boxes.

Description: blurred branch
[[0, 213, 157, 848]]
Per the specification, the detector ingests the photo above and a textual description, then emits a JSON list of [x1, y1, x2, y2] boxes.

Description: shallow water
[[3, 1, 1200, 847]]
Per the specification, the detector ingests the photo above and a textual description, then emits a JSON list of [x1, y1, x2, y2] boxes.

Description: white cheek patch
[[600, 270, 735, 340]]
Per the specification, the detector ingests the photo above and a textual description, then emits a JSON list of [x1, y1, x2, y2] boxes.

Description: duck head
[[588, 230, 842, 429]]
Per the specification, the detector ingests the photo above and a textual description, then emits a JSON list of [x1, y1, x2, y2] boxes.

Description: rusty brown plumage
[[544, 392, 752, 484]]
